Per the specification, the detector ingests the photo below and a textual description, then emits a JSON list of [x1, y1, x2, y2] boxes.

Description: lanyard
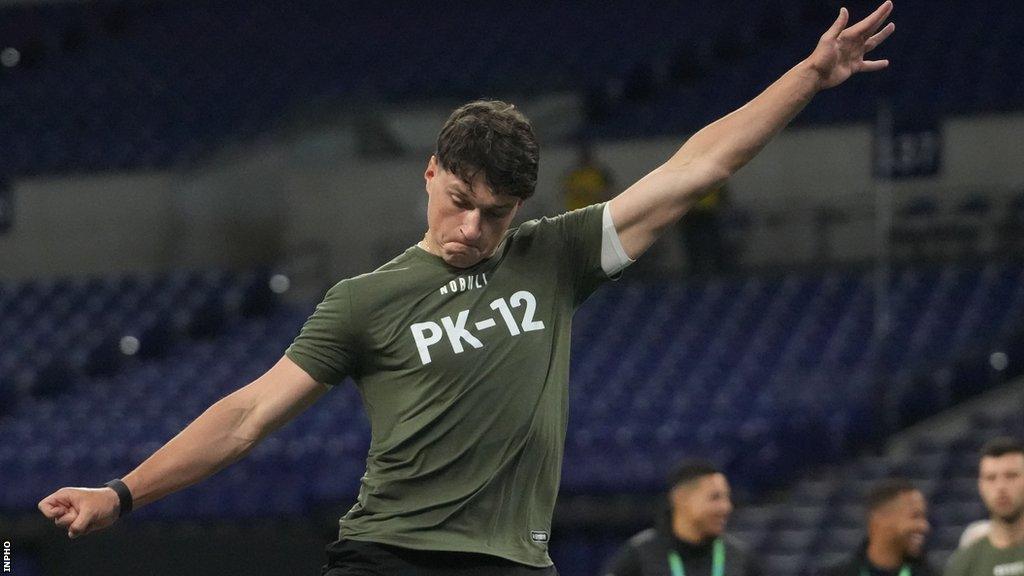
[[668, 538, 724, 576], [860, 566, 911, 576]]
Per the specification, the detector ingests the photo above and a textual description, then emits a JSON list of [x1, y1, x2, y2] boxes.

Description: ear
[[425, 155, 438, 192], [867, 512, 886, 539], [669, 485, 687, 510]]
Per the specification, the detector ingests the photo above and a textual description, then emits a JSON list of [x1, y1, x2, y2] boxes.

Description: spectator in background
[[945, 437, 1024, 576], [677, 184, 731, 275], [602, 460, 762, 576], [562, 142, 614, 211], [821, 478, 936, 576]]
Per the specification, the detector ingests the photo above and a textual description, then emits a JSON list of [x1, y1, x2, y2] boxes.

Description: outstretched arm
[[37, 355, 328, 538], [608, 1, 896, 259]]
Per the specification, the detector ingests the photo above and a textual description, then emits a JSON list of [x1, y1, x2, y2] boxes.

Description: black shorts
[[321, 539, 559, 576]]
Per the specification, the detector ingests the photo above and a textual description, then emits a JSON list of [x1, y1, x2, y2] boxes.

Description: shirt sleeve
[[601, 543, 644, 576], [548, 201, 628, 306], [941, 549, 969, 576], [285, 280, 360, 386], [601, 202, 635, 277]]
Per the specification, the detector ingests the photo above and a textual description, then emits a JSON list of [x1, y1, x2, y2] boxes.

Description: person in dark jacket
[[822, 478, 937, 576], [602, 460, 762, 576]]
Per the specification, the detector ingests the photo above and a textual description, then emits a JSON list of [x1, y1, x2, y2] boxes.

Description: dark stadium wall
[[0, 173, 181, 279], [0, 155, 289, 281], [1, 113, 1021, 281]]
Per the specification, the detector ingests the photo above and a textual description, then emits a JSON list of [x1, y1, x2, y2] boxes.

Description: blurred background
[[1, 0, 1022, 574]]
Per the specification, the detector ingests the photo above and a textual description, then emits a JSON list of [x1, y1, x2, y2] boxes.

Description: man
[[562, 143, 615, 211], [945, 437, 1024, 576], [602, 461, 761, 576], [822, 478, 936, 576], [37, 4, 896, 574], [677, 184, 730, 276]]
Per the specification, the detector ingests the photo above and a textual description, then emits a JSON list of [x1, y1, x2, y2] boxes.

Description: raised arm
[[37, 355, 328, 538], [608, 1, 896, 260]]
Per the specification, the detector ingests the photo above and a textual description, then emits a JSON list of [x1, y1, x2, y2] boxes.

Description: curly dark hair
[[865, 478, 919, 514], [435, 100, 539, 200]]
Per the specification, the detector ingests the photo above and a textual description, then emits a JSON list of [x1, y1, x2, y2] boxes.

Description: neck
[[990, 513, 1024, 548], [671, 513, 709, 545], [419, 234, 437, 255], [866, 538, 904, 570]]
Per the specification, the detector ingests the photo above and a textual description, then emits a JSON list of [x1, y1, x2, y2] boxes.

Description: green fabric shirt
[[944, 536, 1024, 576], [285, 203, 610, 567]]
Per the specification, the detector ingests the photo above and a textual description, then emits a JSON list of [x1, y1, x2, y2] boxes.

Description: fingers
[[860, 59, 890, 73], [847, 0, 894, 39], [824, 7, 850, 40], [38, 493, 71, 518], [68, 511, 94, 539], [54, 508, 78, 530], [865, 22, 896, 52]]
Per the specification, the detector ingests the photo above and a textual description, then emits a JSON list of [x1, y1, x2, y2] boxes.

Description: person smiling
[[603, 461, 763, 576], [822, 478, 936, 576]]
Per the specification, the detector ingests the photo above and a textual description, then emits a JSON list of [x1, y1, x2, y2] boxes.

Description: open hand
[[38, 486, 121, 539], [806, 1, 896, 90]]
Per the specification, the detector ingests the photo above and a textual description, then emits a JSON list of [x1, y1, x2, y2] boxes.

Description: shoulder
[[606, 528, 663, 572], [942, 541, 974, 569], [521, 203, 606, 231], [508, 203, 606, 247], [339, 249, 435, 300], [943, 541, 981, 574], [627, 527, 661, 549], [603, 531, 654, 576], [359, 248, 423, 281]]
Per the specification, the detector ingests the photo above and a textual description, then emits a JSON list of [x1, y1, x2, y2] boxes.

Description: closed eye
[[451, 194, 472, 209]]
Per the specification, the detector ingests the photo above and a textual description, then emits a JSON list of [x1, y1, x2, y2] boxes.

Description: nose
[[461, 210, 482, 242]]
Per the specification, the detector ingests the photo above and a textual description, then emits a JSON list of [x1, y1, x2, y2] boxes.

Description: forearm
[[120, 392, 260, 509], [668, 59, 823, 177]]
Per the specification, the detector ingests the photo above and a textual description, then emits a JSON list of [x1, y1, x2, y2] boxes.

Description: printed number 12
[[490, 290, 545, 335]]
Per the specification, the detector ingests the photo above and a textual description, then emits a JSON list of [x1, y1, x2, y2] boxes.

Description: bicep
[[234, 355, 330, 441], [608, 160, 727, 260]]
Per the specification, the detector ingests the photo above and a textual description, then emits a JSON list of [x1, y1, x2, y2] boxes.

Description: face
[[979, 453, 1024, 523], [873, 490, 930, 558], [672, 473, 734, 539], [423, 156, 522, 269]]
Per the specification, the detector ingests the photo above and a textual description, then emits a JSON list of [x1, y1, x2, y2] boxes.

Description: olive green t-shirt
[[944, 536, 1024, 576], [285, 203, 610, 567]]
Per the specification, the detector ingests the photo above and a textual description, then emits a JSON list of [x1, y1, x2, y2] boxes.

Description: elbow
[[233, 408, 266, 448], [702, 162, 732, 193], [218, 390, 266, 449]]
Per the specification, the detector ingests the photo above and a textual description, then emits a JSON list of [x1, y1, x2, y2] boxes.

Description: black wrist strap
[[103, 479, 133, 517]]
